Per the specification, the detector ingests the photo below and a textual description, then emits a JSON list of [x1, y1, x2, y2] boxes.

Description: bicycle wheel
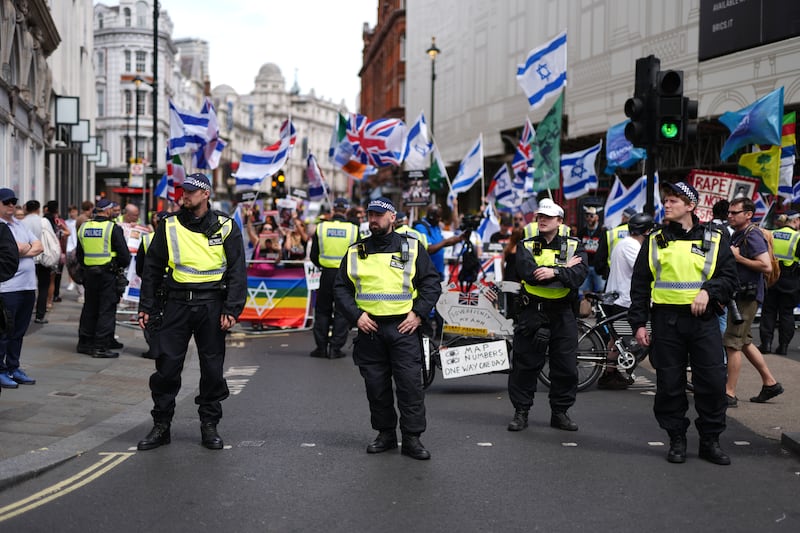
[[538, 320, 607, 392]]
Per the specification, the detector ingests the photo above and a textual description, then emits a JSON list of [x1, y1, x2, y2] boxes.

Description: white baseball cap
[[536, 198, 564, 218]]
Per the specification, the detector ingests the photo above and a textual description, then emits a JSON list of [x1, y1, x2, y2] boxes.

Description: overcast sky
[[159, 0, 377, 110]]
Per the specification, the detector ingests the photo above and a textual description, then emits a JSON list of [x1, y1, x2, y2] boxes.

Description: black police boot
[[366, 430, 398, 454], [774, 344, 788, 355], [507, 409, 529, 431], [400, 435, 431, 460], [699, 437, 731, 465], [667, 433, 687, 464], [92, 348, 119, 358], [137, 422, 171, 450], [550, 411, 579, 431], [200, 422, 224, 450], [757, 340, 772, 354]]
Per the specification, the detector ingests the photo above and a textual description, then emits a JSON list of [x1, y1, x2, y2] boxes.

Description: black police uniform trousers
[[149, 295, 229, 424], [508, 303, 578, 413], [313, 268, 350, 353], [78, 267, 117, 349], [650, 308, 727, 438], [353, 316, 426, 435], [759, 277, 799, 347]]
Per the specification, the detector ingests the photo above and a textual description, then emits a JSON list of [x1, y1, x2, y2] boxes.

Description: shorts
[[722, 299, 759, 350]]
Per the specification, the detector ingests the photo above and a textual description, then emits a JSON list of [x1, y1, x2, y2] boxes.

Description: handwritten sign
[[439, 340, 509, 379], [688, 169, 759, 222], [304, 261, 321, 291]]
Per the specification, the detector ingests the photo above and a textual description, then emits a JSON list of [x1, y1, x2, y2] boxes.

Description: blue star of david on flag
[[516, 30, 567, 111]]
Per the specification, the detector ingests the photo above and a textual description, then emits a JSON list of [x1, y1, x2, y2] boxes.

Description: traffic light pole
[[645, 145, 657, 216]]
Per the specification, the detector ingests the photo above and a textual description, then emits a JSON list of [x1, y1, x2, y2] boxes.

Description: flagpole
[[479, 133, 485, 204]]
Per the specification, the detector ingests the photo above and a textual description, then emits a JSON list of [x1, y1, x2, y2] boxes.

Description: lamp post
[[133, 75, 144, 217], [426, 37, 440, 136], [125, 113, 131, 179]]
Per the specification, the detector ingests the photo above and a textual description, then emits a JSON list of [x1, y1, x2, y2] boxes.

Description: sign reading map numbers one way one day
[[439, 340, 509, 379]]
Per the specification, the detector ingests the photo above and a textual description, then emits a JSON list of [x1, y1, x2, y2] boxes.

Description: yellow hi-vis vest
[[164, 215, 233, 284], [771, 227, 800, 266], [607, 224, 629, 266], [520, 237, 579, 300], [346, 239, 418, 316], [141, 232, 153, 254], [317, 219, 359, 268], [648, 228, 721, 305], [79, 220, 116, 266], [523, 222, 570, 240], [395, 224, 428, 248]]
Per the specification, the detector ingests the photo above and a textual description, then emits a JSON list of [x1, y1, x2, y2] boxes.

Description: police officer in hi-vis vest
[[629, 182, 737, 465], [136, 174, 246, 451], [309, 197, 359, 359], [76, 198, 131, 358], [507, 199, 588, 433], [334, 197, 440, 460]]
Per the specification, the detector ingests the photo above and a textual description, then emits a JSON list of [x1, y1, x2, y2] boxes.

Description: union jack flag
[[458, 291, 480, 306], [346, 114, 407, 167], [511, 118, 535, 182]]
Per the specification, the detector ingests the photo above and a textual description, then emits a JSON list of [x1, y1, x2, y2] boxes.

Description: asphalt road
[[0, 330, 797, 532]]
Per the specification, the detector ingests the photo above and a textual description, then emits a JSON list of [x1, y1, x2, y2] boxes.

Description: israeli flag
[[561, 141, 602, 200], [168, 100, 209, 155], [516, 30, 567, 111], [604, 173, 663, 229], [403, 111, 432, 171], [448, 135, 484, 207]]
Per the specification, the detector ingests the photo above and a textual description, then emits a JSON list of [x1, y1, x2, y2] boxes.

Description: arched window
[[136, 1, 148, 27], [123, 7, 131, 27]]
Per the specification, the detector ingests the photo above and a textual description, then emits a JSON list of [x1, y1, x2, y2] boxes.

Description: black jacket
[[628, 218, 739, 331], [0, 222, 19, 282], [76, 215, 131, 269], [138, 206, 247, 318], [516, 234, 589, 299], [333, 230, 441, 323]]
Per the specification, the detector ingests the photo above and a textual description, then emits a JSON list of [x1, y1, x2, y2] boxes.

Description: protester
[[43, 200, 70, 306], [577, 204, 608, 293]]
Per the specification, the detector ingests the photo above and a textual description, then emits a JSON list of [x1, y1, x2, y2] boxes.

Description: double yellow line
[[0, 452, 134, 523]]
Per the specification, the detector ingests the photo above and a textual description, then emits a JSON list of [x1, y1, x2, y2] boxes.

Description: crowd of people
[[0, 179, 794, 465]]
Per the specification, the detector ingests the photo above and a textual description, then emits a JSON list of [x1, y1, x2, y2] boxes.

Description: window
[[98, 13, 104, 29], [135, 51, 146, 73], [399, 79, 405, 107], [399, 34, 405, 62], [124, 50, 131, 72], [124, 90, 132, 114], [136, 90, 145, 115], [123, 7, 131, 27], [97, 89, 105, 116], [97, 50, 104, 70], [123, 136, 132, 165], [136, 1, 148, 27]]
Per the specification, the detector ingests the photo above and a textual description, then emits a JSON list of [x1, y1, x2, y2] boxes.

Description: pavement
[[0, 290, 799, 491]]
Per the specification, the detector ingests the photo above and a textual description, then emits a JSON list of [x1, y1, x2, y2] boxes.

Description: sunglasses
[[727, 210, 745, 216], [2, 198, 17, 206]]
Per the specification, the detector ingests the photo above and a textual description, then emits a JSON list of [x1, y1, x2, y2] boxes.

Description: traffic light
[[683, 96, 699, 143], [272, 171, 287, 197], [655, 70, 685, 144], [624, 56, 660, 148]]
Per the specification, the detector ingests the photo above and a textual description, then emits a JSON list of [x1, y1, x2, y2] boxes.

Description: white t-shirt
[[605, 236, 642, 309]]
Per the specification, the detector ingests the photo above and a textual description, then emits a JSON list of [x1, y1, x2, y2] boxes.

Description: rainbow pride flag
[[240, 266, 310, 328]]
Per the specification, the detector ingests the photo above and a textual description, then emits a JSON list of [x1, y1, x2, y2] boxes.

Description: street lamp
[[125, 113, 131, 178], [133, 75, 144, 218], [426, 37, 440, 136]]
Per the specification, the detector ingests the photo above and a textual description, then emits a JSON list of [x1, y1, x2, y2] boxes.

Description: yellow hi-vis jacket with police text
[[607, 224, 629, 266], [647, 229, 721, 305], [520, 238, 578, 300], [523, 222, 570, 240], [164, 215, 233, 284], [345, 242, 418, 316], [771, 227, 800, 266], [79, 220, 116, 266], [317, 219, 359, 268], [395, 224, 428, 248]]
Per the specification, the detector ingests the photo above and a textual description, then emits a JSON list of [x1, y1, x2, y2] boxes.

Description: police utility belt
[[517, 293, 570, 312], [167, 289, 224, 302]]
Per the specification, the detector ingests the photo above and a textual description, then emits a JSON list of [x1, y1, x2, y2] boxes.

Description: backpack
[[36, 219, 61, 269], [743, 225, 780, 288]]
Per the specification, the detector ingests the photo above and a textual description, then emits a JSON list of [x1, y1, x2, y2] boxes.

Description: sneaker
[[750, 383, 784, 403], [77, 296, 85, 304], [0, 373, 19, 389], [598, 371, 632, 390], [10, 369, 35, 385], [726, 394, 738, 408], [67, 282, 76, 291]]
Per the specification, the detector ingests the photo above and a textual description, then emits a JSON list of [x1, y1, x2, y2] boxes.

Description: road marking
[[0, 452, 134, 523], [224, 365, 259, 395]]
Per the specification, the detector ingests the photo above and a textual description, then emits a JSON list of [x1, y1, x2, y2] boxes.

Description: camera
[[459, 214, 483, 233]]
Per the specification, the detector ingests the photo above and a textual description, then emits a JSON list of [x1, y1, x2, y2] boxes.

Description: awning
[[112, 187, 150, 194]]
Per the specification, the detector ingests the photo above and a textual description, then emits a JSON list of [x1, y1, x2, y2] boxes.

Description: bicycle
[[537, 291, 652, 391]]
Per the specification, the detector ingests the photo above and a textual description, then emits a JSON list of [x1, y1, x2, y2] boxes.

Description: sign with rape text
[[688, 169, 760, 223]]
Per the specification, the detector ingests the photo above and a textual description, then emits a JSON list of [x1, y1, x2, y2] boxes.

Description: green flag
[[428, 141, 449, 192], [532, 92, 563, 192]]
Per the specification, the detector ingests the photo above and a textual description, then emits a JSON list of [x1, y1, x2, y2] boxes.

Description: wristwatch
[[552, 267, 561, 278]]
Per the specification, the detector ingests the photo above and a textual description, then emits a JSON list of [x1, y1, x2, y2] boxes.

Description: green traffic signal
[[660, 121, 679, 139]]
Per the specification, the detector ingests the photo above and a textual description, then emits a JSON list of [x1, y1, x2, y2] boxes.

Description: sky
[[159, 0, 377, 110]]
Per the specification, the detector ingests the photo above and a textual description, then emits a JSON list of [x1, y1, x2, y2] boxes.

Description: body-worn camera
[[459, 214, 483, 233]]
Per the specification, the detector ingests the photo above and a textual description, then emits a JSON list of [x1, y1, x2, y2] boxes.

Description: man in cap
[[507, 199, 588, 433], [334, 197, 440, 459], [394, 211, 428, 248], [759, 210, 800, 355], [76, 198, 131, 358], [136, 173, 246, 451], [309, 197, 359, 359], [629, 181, 738, 465], [0, 188, 35, 391], [577, 204, 609, 291]]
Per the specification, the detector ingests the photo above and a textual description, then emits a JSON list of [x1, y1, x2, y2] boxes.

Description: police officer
[[394, 211, 428, 248], [136, 174, 246, 451], [606, 206, 637, 269], [76, 198, 131, 358], [758, 210, 800, 355], [135, 211, 168, 360], [309, 197, 359, 359], [629, 182, 737, 465], [522, 198, 570, 240], [507, 200, 588, 433], [334, 197, 440, 460]]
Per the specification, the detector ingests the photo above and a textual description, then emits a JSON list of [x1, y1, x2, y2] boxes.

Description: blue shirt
[[414, 219, 445, 278], [0, 218, 37, 292], [731, 224, 769, 303]]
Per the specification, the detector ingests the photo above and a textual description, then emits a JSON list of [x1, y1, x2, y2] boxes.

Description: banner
[[688, 169, 760, 222], [239, 266, 311, 329]]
